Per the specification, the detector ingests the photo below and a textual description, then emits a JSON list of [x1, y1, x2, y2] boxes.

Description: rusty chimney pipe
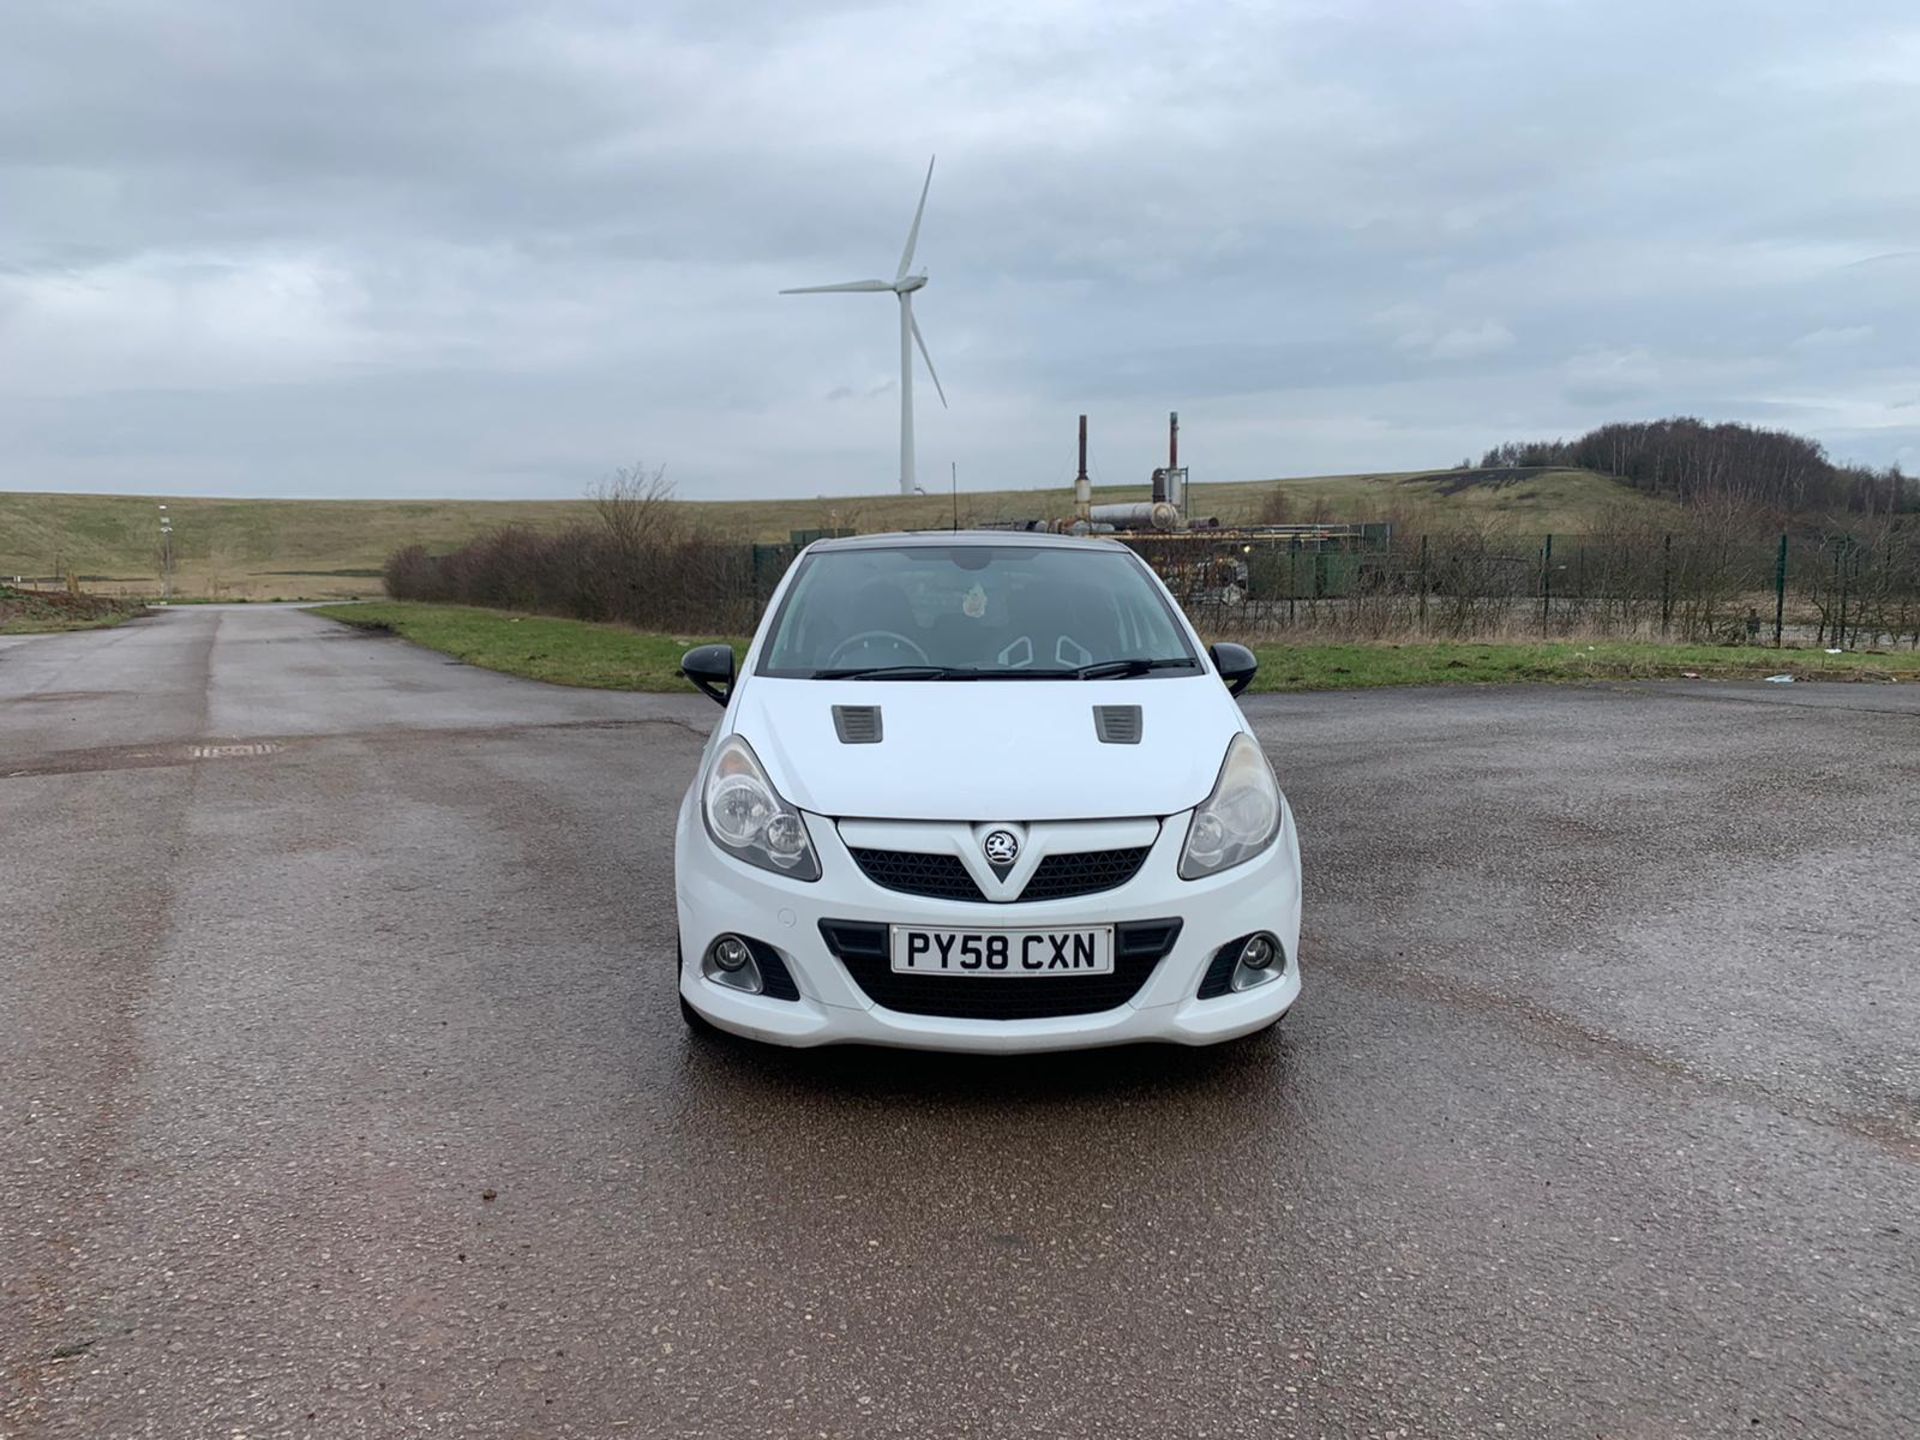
[[1074, 414, 1091, 522]]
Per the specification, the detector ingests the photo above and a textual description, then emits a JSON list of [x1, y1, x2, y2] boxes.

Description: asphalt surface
[[2, 605, 1916, 1439]]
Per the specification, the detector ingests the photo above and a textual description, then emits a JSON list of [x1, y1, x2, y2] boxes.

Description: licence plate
[[889, 926, 1114, 977]]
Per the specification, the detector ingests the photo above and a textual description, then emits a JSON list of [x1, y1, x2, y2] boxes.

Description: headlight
[[1178, 733, 1282, 880], [703, 735, 820, 881]]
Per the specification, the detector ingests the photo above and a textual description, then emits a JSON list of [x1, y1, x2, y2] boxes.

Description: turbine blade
[[909, 305, 947, 409], [779, 279, 891, 294], [895, 155, 935, 282]]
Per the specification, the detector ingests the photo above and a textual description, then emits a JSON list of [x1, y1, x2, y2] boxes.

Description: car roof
[[806, 529, 1124, 554]]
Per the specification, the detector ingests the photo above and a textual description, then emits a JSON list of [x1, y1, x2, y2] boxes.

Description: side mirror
[[1208, 642, 1257, 698], [682, 644, 736, 706]]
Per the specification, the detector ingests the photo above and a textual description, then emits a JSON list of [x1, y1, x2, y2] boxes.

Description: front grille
[[819, 918, 1183, 1020], [743, 937, 801, 1001], [1195, 935, 1249, 1000], [848, 848, 985, 901], [1020, 847, 1151, 901], [849, 844, 1153, 903]]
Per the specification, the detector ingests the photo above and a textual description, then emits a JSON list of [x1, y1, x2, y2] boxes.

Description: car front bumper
[[673, 793, 1302, 1053]]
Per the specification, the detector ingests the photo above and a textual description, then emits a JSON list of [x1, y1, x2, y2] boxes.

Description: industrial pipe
[[1088, 501, 1181, 532]]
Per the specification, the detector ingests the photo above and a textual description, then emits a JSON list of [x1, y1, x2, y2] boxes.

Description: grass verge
[[312, 601, 1920, 694], [311, 603, 739, 690], [0, 586, 148, 635], [1243, 640, 1920, 691]]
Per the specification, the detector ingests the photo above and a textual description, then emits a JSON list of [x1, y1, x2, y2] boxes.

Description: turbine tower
[[781, 156, 946, 496]]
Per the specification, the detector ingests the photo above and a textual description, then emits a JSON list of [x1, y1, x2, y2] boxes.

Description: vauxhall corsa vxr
[[673, 531, 1301, 1052]]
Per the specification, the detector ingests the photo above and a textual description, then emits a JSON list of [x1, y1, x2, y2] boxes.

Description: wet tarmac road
[[2, 605, 1916, 1439]]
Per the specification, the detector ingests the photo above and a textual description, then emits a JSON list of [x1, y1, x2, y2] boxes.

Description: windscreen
[[758, 544, 1199, 679]]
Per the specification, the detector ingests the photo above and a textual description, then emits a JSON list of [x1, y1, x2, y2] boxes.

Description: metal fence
[[743, 528, 1920, 647]]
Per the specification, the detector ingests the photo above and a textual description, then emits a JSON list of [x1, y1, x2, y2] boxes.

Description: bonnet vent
[[832, 705, 884, 745], [1092, 705, 1142, 745]]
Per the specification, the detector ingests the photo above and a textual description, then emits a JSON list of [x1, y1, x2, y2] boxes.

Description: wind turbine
[[781, 156, 946, 497]]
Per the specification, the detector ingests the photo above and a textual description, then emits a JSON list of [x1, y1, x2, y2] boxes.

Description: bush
[[382, 465, 758, 632]]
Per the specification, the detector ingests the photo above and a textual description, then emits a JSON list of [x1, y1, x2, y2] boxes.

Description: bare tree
[[592, 462, 678, 557]]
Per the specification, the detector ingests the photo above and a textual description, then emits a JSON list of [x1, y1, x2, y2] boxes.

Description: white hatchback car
[[673, 531, 1301, 1052]]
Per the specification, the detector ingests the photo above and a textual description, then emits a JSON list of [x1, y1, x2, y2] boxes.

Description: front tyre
[[680, 992, 720, 1036], [674, 927, 716, 1037]]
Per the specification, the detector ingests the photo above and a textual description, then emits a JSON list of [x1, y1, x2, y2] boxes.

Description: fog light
[[1229, 933, 1284, 993], [703, 935, 764, 994]]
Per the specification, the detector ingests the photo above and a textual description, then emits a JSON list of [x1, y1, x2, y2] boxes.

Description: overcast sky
[[2, 0, 1916, 501]]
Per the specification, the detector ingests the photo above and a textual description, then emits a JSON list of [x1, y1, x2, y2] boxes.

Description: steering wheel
[[825, 630, 930, 668]]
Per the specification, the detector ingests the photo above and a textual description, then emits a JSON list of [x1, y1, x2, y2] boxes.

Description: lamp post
[[158, 505, 173, 603]]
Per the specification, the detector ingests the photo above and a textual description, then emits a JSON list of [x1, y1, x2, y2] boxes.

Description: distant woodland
[[1481, 418, 1914, 517]]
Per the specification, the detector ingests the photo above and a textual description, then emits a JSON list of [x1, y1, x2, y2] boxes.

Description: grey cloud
[[1, 0, 1917, 500]]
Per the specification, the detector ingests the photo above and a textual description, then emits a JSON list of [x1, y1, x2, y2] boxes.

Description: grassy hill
[[0, 467, 1671, 601]]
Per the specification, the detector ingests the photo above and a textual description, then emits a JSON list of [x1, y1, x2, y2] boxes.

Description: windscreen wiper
[[812, 659, 1199, 680], [1073, 657, 1200, 680], [810, 665, 979, 680]]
